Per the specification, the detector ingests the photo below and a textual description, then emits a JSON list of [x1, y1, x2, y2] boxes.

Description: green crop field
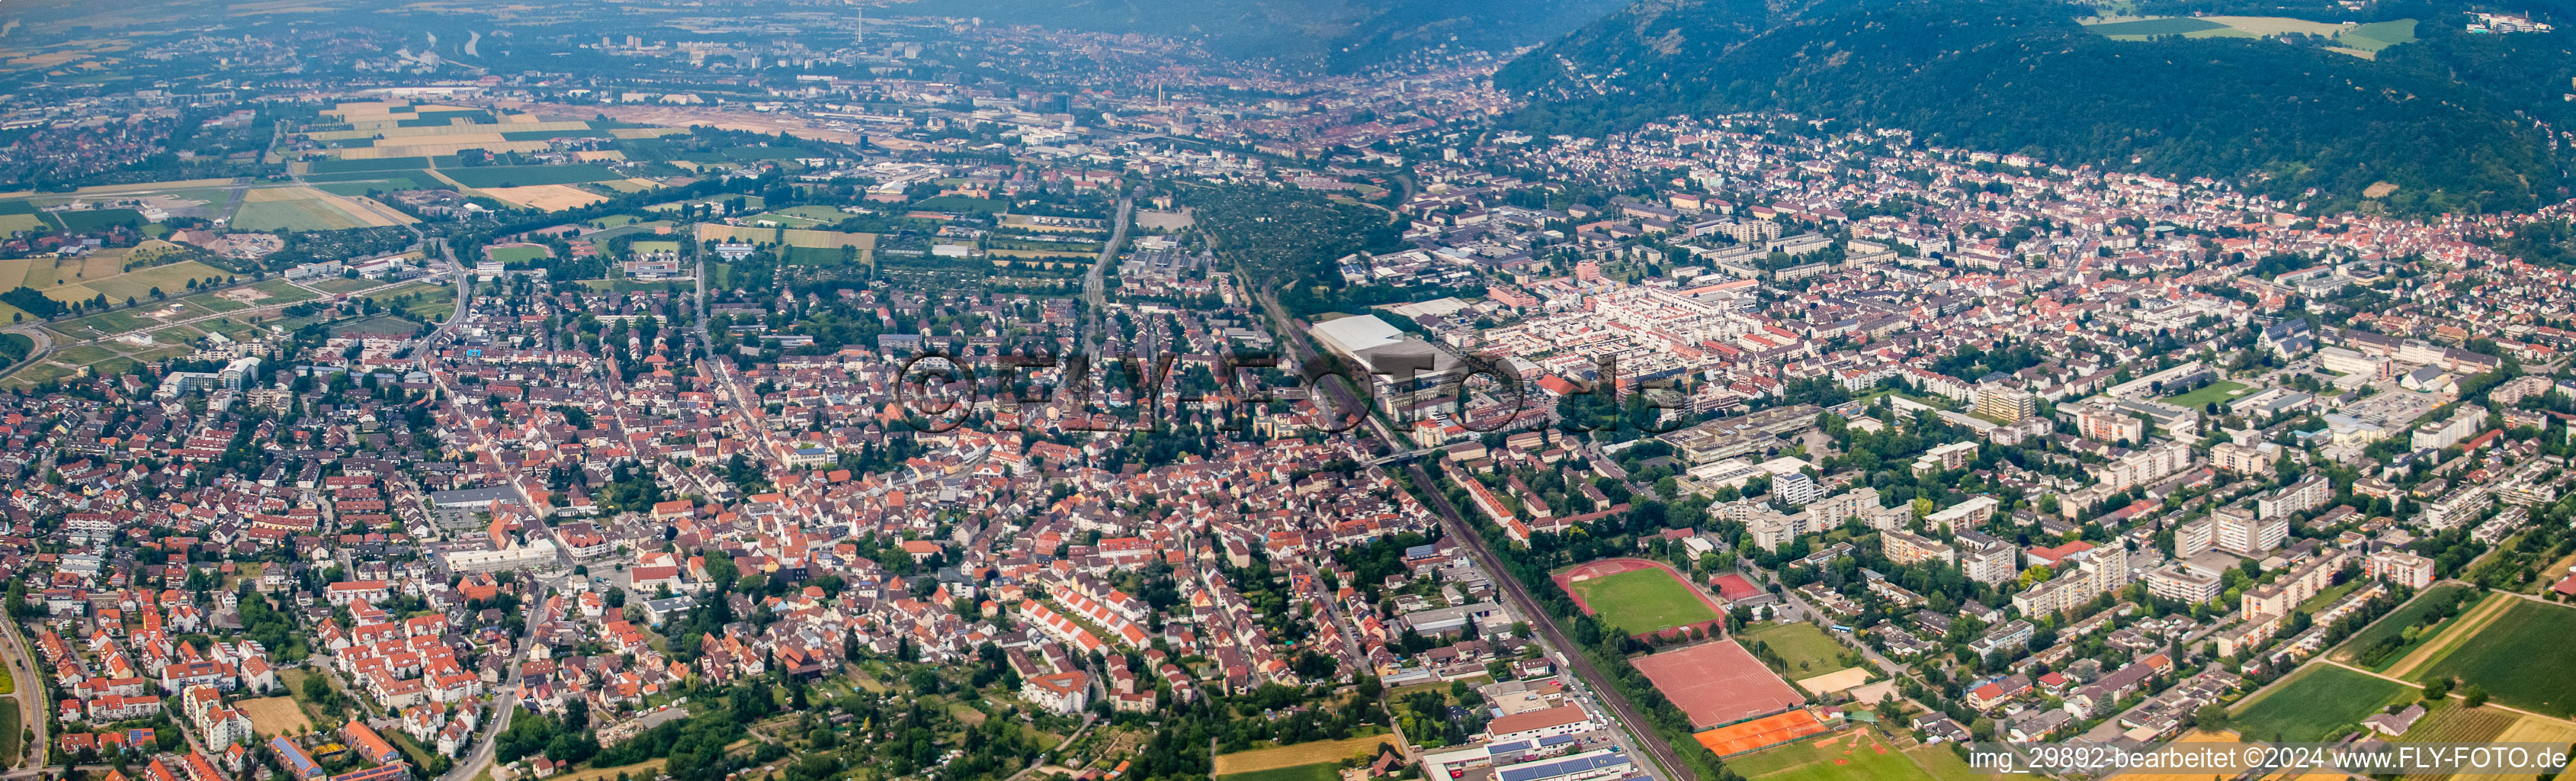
[[1740, 622, 1853, 677], [86, 261, 230, 302], [2232, 664, 2414, 742], [2333, 583, 2473, 669], [1566, 566, 1718, 635], [233, 199, 364, 232], [309, 156, 430, 173], [2083, 18, 2228, 36], [2417, 599, 2576, 717], [440, 164, 621, 188], [2339, 19, 2418, 51], [56, 208, 146, 232], [1215, 763, 1338, 781]]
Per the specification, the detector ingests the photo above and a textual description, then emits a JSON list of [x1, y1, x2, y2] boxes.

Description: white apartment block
[[2368, 549, 2436, 589]]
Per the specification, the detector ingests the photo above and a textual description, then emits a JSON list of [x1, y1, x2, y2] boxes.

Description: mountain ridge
[[1494, 0, 2576, 216]]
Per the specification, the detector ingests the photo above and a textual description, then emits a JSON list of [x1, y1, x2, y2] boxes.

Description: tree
[[2422, 677, 2454, 702], [2462, 684, 2488, 708], [2193, 702, 2229, 731]]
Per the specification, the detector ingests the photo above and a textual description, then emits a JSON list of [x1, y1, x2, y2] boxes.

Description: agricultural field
[[55, 207, 144, 232], [2331, 583, 2474, 670], [2083, 17, 2230, 37], [2383, 591, 2512, 678], [438, 164, 621, 188], [1563, 564, 1720, 635], [696, 223, 876, 251], [1210, 735, 1397, 776], [2339, 20, 2419, 51], [84, 260, 231, 302], [1721, 729, 1932, 781], [1740, 622, 1855, 677], [2231, 664, 2414, 743], [476, 185, 610, 211], [233, 186, 410, 231], [1213, 763, 1337, 781], [2414, 599, 2576, 717]]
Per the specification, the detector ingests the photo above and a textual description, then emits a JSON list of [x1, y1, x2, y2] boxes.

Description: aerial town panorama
[[0, 3, 2571, 781]]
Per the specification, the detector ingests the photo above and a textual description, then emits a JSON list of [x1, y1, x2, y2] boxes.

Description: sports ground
[[1631, 639, 1807, 731], [1556, 558, 1726, 638]]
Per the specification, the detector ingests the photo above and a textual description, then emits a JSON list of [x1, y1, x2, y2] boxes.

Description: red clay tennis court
[[1631, 639, 1806, 729], [1692, 709, 1827, 756]]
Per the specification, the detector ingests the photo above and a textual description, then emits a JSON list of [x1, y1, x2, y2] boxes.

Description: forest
[[1493, 0, 2576, 216]]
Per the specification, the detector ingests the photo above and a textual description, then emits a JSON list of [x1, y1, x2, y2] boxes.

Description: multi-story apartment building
[[1883, 529, 1956, 566], [1975, 384, 2038, 423], [2258, 474, 2331, 519], [2366, 549, 2436, 589], [2145, 562, 2222, 604], [2213, 506, 2288, 556]]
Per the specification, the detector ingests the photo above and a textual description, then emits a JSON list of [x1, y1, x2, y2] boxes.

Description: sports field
[[1631, 639, 1806, 729], [1214, 764, 1337, 781], [1718, 728, 1926, 781], [2163, 380, 2248, 410], [2231, 664, 2413, 742], [486, 244, 550, 264], [2415, 599, 2576, 717], [1739, 622, 1853, 677], [1695, 710, 1830, 757], [1562, 561, 1721, 635]]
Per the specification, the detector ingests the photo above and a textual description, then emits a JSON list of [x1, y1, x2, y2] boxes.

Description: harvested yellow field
[[335, 140, 550, 160], [611, 127, 691, 139], [21, 252, 125, 288], [311, 120, 588, 142], [479, 185, 608, 211], [236, 696, 313, 736], [335, 195, 419, 227], [573, 150, 628, 162], [7, 52, 85, 68], [2495, 716, 2576, 747], [236, 187, 411, 229], [1212, 735, 1400, 776]]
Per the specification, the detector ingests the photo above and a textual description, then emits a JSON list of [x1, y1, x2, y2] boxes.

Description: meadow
[[1739, 622, 1854, 677]]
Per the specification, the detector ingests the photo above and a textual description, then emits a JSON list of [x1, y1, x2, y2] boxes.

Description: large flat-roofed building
[[1660, 404, 1822, 464]]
